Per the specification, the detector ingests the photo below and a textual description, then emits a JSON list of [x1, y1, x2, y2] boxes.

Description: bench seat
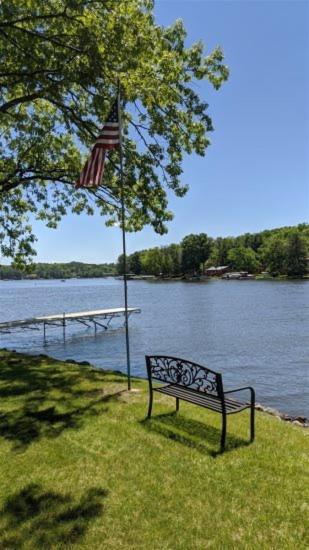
[[155, 384, 250, 414]]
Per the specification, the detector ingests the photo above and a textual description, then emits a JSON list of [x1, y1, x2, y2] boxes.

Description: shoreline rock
[[255, 402, 308, 427]]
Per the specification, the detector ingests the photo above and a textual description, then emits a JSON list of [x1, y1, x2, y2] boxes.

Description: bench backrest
[[146, 355, 223, 398]]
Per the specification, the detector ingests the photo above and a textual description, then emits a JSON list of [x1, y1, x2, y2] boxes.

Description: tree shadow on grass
[[0, 483, 107, 549], [0, 352, 127, 451], [141, 412, 250, 457]]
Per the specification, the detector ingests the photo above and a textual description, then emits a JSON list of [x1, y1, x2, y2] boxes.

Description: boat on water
[[222, 272, 255, 280]]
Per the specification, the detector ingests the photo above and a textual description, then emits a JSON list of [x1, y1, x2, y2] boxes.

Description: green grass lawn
[[0, 349, 308, 549]]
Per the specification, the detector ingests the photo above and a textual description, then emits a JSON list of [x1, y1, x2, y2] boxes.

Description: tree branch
[[10, 24, 84, 53], [0, 92, 45, 113], [0, 9, 80, 27]]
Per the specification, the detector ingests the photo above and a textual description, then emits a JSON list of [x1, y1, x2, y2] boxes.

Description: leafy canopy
[[181, 233, 212, 274], [227, 246, 258, 273], [0, 0, 228, 266]]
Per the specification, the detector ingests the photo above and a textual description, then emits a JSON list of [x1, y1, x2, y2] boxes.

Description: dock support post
[[63, 312, 66, 341], [43, 322, 46, 343]]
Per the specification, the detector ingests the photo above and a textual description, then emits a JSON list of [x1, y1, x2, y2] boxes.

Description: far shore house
[[205, 266, 229, 277]]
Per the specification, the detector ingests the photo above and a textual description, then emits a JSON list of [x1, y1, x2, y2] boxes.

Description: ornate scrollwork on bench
[[147, 355, 219, 396]]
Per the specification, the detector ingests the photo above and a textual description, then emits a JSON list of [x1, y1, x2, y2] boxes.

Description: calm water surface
[[0, 278, 308, 417]]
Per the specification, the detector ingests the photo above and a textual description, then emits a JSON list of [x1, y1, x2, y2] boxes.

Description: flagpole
[[117, 81, 131, 391]]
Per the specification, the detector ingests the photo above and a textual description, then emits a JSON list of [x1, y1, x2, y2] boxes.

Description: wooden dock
[[0, 307, 141, 340]]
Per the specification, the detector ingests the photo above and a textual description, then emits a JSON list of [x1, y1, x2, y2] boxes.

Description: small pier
[[0, 307, 141, 341]]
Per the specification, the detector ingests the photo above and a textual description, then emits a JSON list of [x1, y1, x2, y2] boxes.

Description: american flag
[[76, 99, 120, 187]]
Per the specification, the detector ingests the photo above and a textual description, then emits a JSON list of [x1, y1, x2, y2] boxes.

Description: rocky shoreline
[[255, 402, 308, 428]]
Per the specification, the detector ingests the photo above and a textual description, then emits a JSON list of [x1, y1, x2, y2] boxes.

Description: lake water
[[0, 278, 308, 417]]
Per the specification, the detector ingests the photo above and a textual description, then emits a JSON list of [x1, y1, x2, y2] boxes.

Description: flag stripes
[[76, 100, 119, 188]]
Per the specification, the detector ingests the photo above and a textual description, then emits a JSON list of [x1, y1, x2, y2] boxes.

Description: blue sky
[[33, 0, 308, 263]]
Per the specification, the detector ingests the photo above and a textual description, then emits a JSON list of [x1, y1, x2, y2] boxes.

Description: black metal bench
[[146, 355, 255, 452]]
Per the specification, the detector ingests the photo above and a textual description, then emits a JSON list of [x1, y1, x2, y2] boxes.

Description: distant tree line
[[117, 224, 309, 278], [1, 224, 307, 280], [0, 261, 116, 280]]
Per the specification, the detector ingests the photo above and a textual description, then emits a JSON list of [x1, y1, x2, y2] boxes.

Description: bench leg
[[176, 397, 179, 413], [147, 390, 153, 419], [220, 413, 227, 452], [250, 405, 255, 442]]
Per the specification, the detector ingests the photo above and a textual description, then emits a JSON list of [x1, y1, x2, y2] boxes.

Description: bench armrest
[[225, 386, 254, 394], [224, 386, 255, 404]]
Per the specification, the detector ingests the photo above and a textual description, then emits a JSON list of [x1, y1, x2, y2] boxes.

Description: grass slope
[[0, 350, 307, 549]]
